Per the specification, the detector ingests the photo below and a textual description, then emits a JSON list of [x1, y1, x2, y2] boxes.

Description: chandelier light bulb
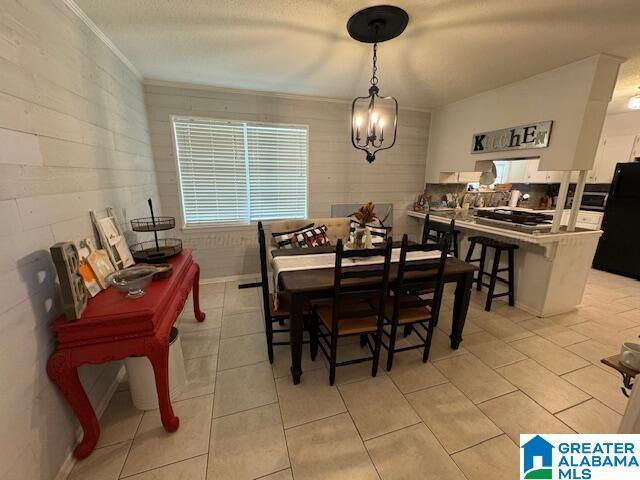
[[628, 93, 640, 110]]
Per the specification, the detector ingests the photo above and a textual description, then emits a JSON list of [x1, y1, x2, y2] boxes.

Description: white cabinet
[[589, 134, 635, 183], [524, 159, 560, 183], [457, 171, 482, 183], [559, 210, 603, 230]]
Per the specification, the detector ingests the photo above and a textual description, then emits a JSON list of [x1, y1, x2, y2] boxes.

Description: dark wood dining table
[[272, 245, 478, 384]]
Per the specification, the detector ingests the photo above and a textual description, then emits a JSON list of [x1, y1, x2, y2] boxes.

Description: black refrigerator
[[592, 161, 640, 279]]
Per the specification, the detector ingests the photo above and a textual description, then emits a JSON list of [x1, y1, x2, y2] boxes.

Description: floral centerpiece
[[350, 202, 389, 248]]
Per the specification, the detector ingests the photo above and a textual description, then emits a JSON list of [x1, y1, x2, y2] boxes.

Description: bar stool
[[422, 214, 461, 258], [465, 236, 518, 311]]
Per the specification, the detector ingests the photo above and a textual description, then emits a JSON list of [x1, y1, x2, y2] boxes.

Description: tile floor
[[67, 269, 640, 480]]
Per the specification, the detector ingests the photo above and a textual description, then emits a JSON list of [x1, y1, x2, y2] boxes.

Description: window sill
[[180, 218, 307, 233]]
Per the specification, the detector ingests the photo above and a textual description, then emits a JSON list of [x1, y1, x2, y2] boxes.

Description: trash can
[[124, 326, 186, 410]]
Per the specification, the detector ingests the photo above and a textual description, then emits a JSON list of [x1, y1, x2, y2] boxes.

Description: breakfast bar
[[409, 209, 603, 317]]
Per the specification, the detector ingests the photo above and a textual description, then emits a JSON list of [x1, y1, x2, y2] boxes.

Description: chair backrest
[[422, 214, 455, 254], [257, 222, 272, 323], [395, 225, 451, 325], [330, 237, 393, 334]]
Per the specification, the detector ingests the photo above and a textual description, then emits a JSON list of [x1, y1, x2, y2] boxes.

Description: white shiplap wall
[[145, 83, 430, 278], [0, 1, 158, 478]]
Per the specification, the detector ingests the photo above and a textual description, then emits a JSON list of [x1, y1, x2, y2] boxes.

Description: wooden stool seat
[[465, 236, 518, 311]]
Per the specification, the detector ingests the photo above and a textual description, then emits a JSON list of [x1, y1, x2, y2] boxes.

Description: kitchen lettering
[[471, 120, 553, 154]]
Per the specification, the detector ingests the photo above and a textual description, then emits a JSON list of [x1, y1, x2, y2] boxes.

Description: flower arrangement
[[350, 202, 389, 227]]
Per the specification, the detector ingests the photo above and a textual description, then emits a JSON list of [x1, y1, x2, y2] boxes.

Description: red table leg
[[47, 351, 100, 459], [192, 263, 206, 322], [147, 339, 179, 432]]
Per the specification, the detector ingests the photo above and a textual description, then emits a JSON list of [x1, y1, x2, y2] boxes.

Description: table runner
[[271, 248, 443, 309]]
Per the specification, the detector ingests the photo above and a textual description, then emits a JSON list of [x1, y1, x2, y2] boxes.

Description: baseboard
[[54, 366, 127, 480], [200, 273, 259, 285]]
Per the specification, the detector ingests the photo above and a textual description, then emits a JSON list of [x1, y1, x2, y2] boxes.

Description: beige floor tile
[[462, 331, 527, 368], [612, 295, 640, 309], [271, 344, 324, 379], [122, 455, 207, 480], [497, 359, 590, 413], [436, 310, 484, 336], [451, 435, 519, 480], [275, 368, 346, 429], [422, 328, 467, 362], [194, 283, 225, 309], [478, 391, 574, 443], [322, 341, 386, 386], [259, 469, 294, 480], [213, 362, 277, 418], [180, 328, 220, 360], [208, 404, 289, 480], [562, 365, 628, 414], [221, 310, 265, 338], [223, 284, 262, 314], [179, 306, 222, 330], [433, 353, 516, 404], [618, 308, 640, 324], [470, 313, 534, 342], [492, 302, 535, 322], [406, 383, 502, 454], [510, 335, 589, 375], [121, 395, 212, 477], [174, 354, 217, 401], [566, 339, 619, 372], [217, 332, 268, 371], [576, 304, 636, 328], [519, 317, 589, 346], [546, 311, 590, 327], [385, 349, 449, 394], [68, 441, 130, 480], [286, 413, 379, 480], [569, 321, 623, 346], [556, 398, 622, 434], [96, 390, 142, 448], [365, 423, 467, 480], [338, 376, 420, 440]]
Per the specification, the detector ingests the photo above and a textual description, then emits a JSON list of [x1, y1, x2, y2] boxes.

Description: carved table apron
[[47, 249, 205, 460]]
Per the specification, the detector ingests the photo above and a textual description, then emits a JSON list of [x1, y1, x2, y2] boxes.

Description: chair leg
[[309, 314, 318, 361], [372, 332, 381, 378], [508, 248, 516, 306], [386, 322, 398, 371], [422, 321, 436, 363], [403, 324, 412, 338], [265, 317, 274, 364], [453, 232, 459, 258], [485, 248, 502, 311], [477, 244, 487, 291], [329, 332, 338, 386], [464, 239, 476, 262]]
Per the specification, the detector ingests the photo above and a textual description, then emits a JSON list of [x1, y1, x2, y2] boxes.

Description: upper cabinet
[[588, 134, 636, 183], [631, 134, 640, 160], [521, 159, 564, 183]]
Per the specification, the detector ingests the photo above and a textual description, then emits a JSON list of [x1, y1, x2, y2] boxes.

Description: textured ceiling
[[77, 0, 640, 112]]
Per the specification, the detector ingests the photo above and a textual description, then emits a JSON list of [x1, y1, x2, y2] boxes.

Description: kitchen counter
[[407, 209, 603, 317]]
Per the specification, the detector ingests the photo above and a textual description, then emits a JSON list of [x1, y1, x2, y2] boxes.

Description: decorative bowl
[[105, 266, 158, 298]]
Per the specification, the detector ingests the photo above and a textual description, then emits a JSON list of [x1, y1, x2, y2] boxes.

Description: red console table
[[47, 249, 205, 460]]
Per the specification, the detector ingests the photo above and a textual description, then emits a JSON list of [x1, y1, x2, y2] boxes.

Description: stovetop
[[474, 209, 554, 232]]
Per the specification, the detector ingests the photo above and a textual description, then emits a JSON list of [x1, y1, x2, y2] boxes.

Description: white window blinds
[[173, 118, 308, 225]]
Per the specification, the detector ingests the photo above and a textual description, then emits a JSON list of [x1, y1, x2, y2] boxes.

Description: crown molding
[[144, 78, 431, 113], [63, 0, 142, 79]]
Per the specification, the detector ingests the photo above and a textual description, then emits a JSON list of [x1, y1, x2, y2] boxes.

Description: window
[[172, 117, 308, 226]]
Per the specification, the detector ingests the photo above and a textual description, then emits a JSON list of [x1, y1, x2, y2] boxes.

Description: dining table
[[272, 244, 478, 384]]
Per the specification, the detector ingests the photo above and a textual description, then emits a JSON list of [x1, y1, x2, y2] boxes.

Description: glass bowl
[[105, 266, 158, 298]]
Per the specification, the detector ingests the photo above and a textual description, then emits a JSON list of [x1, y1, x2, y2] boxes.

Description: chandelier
[[628, 87, 640, 110], [348, 5, 409, 163]]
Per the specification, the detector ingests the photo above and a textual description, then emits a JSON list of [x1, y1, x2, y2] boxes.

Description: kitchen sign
[[471, 121, 553, 154]]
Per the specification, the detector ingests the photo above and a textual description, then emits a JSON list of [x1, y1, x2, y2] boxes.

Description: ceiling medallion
[[348, 5, 409, 163]]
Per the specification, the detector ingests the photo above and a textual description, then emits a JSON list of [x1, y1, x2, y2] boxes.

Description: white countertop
[[407, 210, 602, 247]]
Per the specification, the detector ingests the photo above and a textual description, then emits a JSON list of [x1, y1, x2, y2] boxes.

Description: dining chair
[[258, 221, 296, 363], [309, 237, 393, 385], [382, 230, 450, 370], [422, 214, 460, 258]]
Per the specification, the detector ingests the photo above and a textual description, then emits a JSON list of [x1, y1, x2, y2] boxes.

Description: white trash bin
[[124, 326, 186, 410]]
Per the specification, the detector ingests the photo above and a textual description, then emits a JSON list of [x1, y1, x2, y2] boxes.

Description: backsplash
[[422, 183, 571, 210]]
